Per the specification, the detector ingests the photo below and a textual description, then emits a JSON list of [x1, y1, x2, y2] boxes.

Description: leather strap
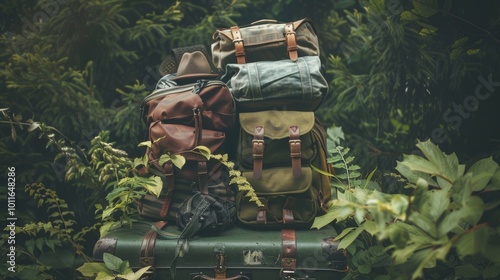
[[160, 162, 175, 218], [256, 209, 267, 224], [230, 26, 246, 64], [140, 221, 168, 279], [289, 126, 302, 178], [198, 160, 208, 194], [281, 229, 297, 274], [282, 197, 296, 224], [284, 23, 298, 61], [252, 126, 264, 179], [193, 274, 249, 280]]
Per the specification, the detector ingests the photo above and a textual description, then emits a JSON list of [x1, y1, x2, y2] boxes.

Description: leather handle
[[250, 19, 278, 25], [193, 274, 250, 280], [252, 126, 264, 179]]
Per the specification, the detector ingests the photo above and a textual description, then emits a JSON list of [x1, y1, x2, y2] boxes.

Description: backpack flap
[[237, 111, 317, 179], [142, 80, 235, 131], [237, 167, 321, 228], [211, 18, 319, 70]]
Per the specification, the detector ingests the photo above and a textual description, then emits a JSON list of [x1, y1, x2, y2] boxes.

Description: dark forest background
[[1, 0, 499, 279]]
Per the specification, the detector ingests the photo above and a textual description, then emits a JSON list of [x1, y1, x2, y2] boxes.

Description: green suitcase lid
[[239, 111, 315, 139]]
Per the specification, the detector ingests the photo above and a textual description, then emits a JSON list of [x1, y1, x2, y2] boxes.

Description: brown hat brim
[[171, 73, 219, 82]]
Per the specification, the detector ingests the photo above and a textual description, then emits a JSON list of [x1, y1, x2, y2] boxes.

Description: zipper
[[140, 80, 227, 119]]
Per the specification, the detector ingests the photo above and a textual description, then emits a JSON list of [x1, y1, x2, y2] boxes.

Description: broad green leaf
[[400, 10, 419, 21], [451, 37, 469, 48], [101, 206, 115, 219], [413, 0, 438, 18], [158, 154, 172, 166], [134, 266, 153, 280], [170, 154, 186, 169], [77, 262, 114, 277], [485, 168, 500, 191], [338, 224, 365, 249], [466, 157, 498, 191], [194, 145, 211, 160], [334, 227, 356, 241], [409, 211, 437, 239], [425, 189, 449, 223], [396, 161, 437, 185], [137, 140, 152, 148], [133, 154, 148, 169], [103, 252, 124, 272], [96, 271, 115, 280], [438, 195, 484, 236], [142, 176, 163, 197], [389, 223, 410, 249], [392, 221, 434, 244], [311, 200, 355, 229], [416, 140, 463, 182], [456, 225, 490, 258], [363, 220, 378, 235]]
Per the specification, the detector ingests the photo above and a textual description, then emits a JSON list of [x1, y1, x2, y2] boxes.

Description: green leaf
[[334, 227, 356, 241], [77, 262, 114, 277], [413, 0, 438, 18], [409, 211, 437, 239], [390, 194, 409, 219], [96, 271, 116, 280], [425, 189, 449, 223], [363, 220, 378, 235], [170, 154, 186, 169], [456, 225, 490, 258], [416, 139, 463, 182], [158, 154, 171, 166], [103, 252, 124, 272], [133, 266, 152, 279], [142, 175, 163, 197], [483, 264, 500, 279], [137, 140, 152, 148], [311, 200, 355, 229], [338, 224, 365, 249], [395, 160, 437, 187], [466, 157, 498, 191], [194, 145, 211, 160]]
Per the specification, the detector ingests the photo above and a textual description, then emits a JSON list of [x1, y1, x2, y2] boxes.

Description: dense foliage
[[1, 0, 499, 279]]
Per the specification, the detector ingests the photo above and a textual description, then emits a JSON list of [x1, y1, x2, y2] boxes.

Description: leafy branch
[[313, 139, 500, 279]]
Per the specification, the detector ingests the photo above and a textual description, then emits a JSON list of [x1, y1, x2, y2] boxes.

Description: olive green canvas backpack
[[236, 110, 332, 228]]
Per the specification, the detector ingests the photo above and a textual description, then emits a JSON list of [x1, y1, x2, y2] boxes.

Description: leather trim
[[230, 26, 246, 64], [282, 197, 297, 224], [252, 126, 264, 179], [281, 229, 297, 270], [198, 160, 208, 194], [140, 221, 168, 278], [284, 22, 298, 61], [160, 162, 175, 218], [289, 126, 302, 178]]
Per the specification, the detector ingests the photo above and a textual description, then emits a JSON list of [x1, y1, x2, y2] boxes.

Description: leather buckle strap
[[281, 229, 297, 278], [198, 160, 208, 194], [284, 23, 298, 61], [282, 197, 297, 224], [252, 126, 264, 179], [140, 221, 168, 279], [230, 26, 246, 64], [289, 126, 302, 178], [160, 162, 175, 218]]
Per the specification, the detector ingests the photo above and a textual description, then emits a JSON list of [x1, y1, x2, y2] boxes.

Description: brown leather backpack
[[137, 52, 236, 221]]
